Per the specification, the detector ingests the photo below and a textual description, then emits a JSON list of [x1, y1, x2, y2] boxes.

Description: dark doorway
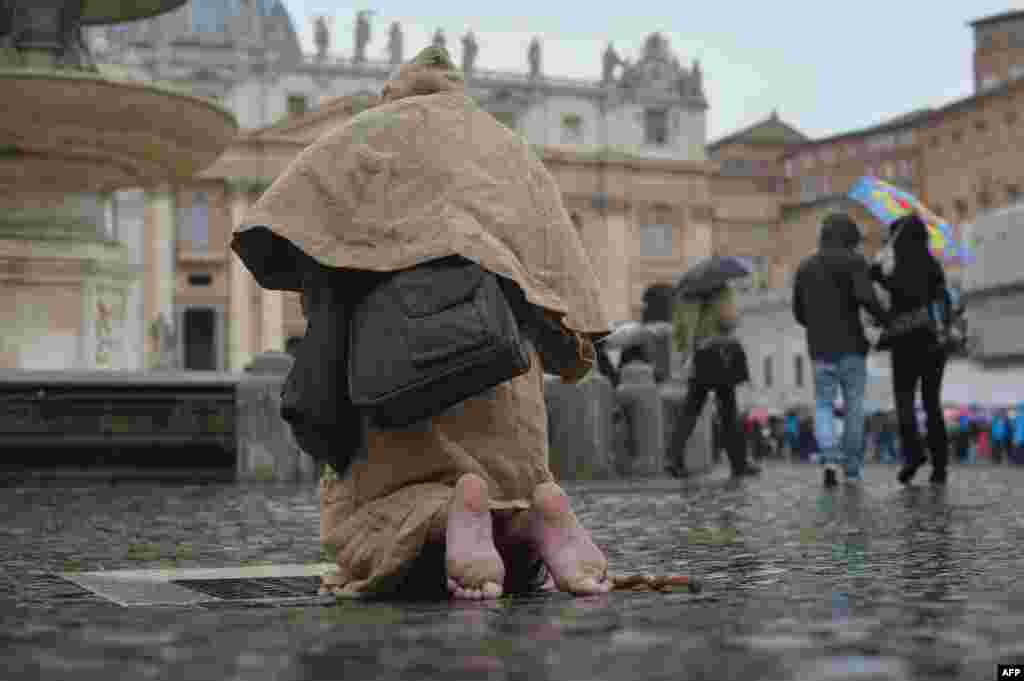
[[183, 308, 217, 370]]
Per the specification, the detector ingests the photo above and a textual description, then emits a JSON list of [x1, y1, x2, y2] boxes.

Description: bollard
[[237, 351, 318, 483], [646, 323, 674, 384], [543, 372, 617, 480], [614, 361, 665, 477]]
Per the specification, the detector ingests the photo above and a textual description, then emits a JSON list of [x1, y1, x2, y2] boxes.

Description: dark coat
[[792, 214, 890, 359], [870, 214, 949, 351], [280, 260, 384, 475]]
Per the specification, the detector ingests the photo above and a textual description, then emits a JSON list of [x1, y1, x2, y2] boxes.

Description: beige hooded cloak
[[234, 47, 610, 596]]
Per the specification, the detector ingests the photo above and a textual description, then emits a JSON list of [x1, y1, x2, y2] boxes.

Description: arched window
[[188, 192, 210, 252]]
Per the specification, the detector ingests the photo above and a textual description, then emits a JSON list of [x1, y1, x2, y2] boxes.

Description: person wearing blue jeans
[[793, 213, 890, 488], [812, 355, 867, 482]]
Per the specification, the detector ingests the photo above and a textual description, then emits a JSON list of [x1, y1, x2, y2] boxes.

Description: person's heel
[[898, 456, 925, 485]]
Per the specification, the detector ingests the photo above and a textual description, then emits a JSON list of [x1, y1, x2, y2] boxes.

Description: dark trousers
[[992, 440, 1008, 464], [891, 343, 948, 471], [669, 381, 748, 473]]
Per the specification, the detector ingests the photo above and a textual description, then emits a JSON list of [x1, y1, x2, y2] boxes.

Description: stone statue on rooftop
[[387, 21, 403, 64], [461, 31, 478, 74], [314, 16, 329, 60], [432, 28, 446, 50], [528, 37, 541, 79], [354, 10, 373, 63], [602, 42, 622, 84]]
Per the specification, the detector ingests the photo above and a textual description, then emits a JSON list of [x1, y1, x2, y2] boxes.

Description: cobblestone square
[[2, 464, 1023, 680]]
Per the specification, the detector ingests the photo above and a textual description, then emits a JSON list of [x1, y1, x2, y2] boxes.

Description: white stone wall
[[530, 95, 604, 146], [602, 101, 703, 160]]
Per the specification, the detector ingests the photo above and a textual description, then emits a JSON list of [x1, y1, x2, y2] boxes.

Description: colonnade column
[[227, 191, 256, 371], [144, 183, 177, 369]]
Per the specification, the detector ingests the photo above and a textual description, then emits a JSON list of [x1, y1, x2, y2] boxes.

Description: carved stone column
[[144, 184, 177, 369], [228, 192, 256, 371], [259, 286, 284, 354]]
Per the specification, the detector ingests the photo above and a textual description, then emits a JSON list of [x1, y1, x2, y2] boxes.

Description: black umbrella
[[674, 256, 753, 299], [230, 225, 315, 292]]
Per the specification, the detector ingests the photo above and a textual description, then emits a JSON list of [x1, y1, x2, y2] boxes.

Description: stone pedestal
[[647, 323, 673, 383], [236, 351, 317, 482], [543, 372, 617, 480], [614, 362, 665, 477]]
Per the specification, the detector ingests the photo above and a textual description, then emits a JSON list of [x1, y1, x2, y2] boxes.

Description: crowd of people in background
[[733, 403, 1024, 467]]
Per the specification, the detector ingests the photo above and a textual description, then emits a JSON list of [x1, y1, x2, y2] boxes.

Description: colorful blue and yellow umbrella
[[847, 176, 972, 263]]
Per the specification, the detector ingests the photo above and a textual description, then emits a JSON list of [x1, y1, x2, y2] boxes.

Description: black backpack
[[691, 335, 750, 388], [347, 256, 532, 429]]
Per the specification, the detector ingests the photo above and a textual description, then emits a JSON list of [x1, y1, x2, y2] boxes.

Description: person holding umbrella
[[870, 213, 954, 484], [664, 257, 760, 479]]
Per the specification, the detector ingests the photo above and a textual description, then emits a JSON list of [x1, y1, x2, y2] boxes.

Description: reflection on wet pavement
[[2, 464, 1022, 679]]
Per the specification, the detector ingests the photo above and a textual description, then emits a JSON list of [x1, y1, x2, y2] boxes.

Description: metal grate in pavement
[[56, 563, 337, 607], [170, 576, 322, 600]]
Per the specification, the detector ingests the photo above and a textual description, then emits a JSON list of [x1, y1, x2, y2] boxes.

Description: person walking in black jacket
[[793, 213, 890, 488], [665, 285, 760, 479], [871, 214, 952, 485]]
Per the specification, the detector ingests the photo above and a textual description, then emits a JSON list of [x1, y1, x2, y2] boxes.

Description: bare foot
[[528, 482, 611, 596], [445, 473, 505, 600]]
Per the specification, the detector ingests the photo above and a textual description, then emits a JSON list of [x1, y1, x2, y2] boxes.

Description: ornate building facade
[[9, 0, 712, 373], [5, 1, 1023, 411], [86, 2, 708, 160]]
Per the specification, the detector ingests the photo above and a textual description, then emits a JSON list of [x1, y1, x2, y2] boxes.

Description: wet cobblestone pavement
[[3, 463, 1024, 680]]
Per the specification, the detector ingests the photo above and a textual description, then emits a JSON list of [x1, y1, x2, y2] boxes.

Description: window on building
[[929, 135, 941, 148], [784, 159, 795, 178], [1008, 184, 1021, 204], [644, 108, 669, 146], [638, 223, 672, 257], [287, 94, 307, 117], [561, 113, 584, 144], [952, 130, 963, 144], [1006, 109, 1019, 125], [763, 356, 774, 389], [794, 355, 804, 388], [77, 193, 110, 240], [974, 118, 989, 132], [188, 192, 210, 252]]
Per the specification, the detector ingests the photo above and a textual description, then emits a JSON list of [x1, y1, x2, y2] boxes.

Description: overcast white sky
[[280, 1, 1024, 142]]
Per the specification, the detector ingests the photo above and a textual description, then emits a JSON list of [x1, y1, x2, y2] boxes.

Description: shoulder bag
[[347, 256, 532, 429]]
